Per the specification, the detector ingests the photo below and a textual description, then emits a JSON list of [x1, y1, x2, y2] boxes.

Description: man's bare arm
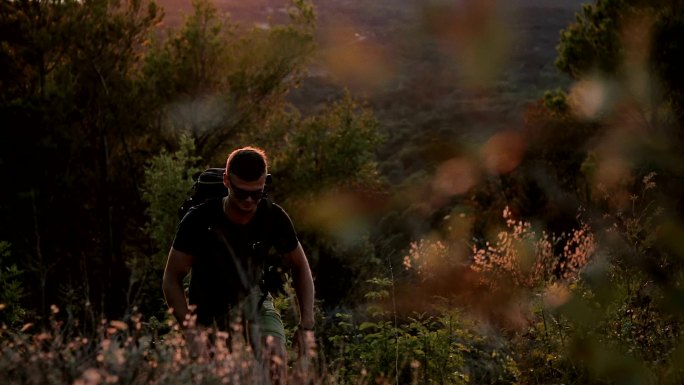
[[282, 242, 315, 329], [162, 247, 194, 326]]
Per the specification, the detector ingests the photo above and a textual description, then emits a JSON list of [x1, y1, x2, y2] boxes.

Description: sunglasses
[[228, 178, 264, 201]]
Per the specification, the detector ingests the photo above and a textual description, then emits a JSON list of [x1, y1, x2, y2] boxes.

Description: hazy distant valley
[[157, 0, 586, 180]]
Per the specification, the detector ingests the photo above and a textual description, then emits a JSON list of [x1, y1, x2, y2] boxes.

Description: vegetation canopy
[[1, 0, 684, 384]]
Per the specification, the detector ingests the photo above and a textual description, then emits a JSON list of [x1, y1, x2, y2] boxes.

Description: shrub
[[131, 134, 200, 316], [0, 241, 26, 328], [325, 278, 518, 385], [471, 206, 596, 290]]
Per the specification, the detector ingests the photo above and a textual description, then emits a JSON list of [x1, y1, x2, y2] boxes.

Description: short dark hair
[[225, 147, 268, 181]]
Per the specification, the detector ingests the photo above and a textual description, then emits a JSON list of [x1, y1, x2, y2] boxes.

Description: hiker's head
[[225, 146, 268, 181], [224, 147, 268, 210]]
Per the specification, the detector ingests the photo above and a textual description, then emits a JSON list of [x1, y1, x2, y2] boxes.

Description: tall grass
[[0, 307, 321, 385]]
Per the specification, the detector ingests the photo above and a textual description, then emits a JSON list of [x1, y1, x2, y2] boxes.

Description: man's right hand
[[293, 326, 316, 359], [292, 327, 316, 383]]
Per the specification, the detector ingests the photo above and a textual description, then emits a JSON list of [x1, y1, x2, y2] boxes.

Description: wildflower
[[471, 206, 595, 289], [403, 255, 412, 270], [543, 283, 571, 308], [113, 348, 125, 365], [76, 368, 102, 385], [109, 320, 128, 331], [271, 355, 284, 366], [642, 172, 656, 190]]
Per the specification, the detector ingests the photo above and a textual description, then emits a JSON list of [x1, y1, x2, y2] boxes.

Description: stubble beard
[[230, 197, 258, 215]]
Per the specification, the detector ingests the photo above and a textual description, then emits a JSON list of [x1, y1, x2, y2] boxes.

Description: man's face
[[225, 173, 266, 213]]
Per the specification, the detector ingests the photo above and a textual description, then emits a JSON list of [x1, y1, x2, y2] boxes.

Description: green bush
[[0, 241, 26, 328], [131, 134, 200, 317], [511, 173, 684, 385], [325, 278, 518, 385]]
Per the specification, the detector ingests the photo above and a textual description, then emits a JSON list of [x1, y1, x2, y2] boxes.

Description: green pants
[[256, 296, 286, 343], [243, 291, 286, 344]]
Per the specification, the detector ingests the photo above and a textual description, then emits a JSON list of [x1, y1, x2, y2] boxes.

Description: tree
[[255, 93, 386, 308], [508, 2, 684, 381], [134, 135, 199, 318], [0, 0, 382, 320], [511, 0, 684, 230], [271, 93, 383, 199], [0, 0, 162, 320], [555, 0, 684, 124], [144, 0, 316, 161]]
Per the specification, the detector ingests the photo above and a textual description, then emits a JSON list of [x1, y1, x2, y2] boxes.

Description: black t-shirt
[[172, 198, 298, 325]]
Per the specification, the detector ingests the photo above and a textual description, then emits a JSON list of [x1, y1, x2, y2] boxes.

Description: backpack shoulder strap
[[208, 224, 251, 293]]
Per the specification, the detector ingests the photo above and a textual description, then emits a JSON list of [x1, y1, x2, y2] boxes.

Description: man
[[163, 146, 315, 384]]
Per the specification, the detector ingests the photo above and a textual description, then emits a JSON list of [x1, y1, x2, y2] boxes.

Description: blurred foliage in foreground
[[2, 0, 684, 384]]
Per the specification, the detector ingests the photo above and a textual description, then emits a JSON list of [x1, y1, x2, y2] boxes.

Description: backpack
[[178, 167, 273, 219], [178, 168, 227, 220], [178, 168, 287, 300]]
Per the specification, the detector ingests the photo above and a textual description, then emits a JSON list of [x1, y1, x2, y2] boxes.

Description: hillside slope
[[156, 0, 586, 180]]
